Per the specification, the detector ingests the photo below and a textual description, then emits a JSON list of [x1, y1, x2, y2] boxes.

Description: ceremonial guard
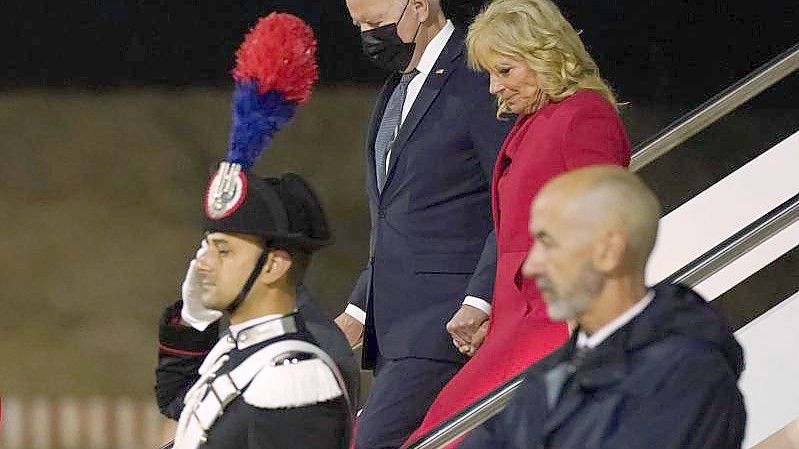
[[154, 13, 351, 449]]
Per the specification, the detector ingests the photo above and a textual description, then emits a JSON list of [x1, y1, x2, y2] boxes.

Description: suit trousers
[[355, 356, 461, 449]]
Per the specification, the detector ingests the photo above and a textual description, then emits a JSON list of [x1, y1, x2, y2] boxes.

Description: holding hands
[[335, 313, 365, 348], [447, 305, 490, 357]]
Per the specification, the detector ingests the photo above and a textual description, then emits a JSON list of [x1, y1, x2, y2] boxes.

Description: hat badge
[[206, 162, 248, 220]]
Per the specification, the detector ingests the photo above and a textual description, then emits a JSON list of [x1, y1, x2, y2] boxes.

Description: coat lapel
[[491, 114, 526, 230], [542, 384, 584, 437], [366, 74, 400, 200], [542, 330, 629, 439], [539, 337, 582, 435], [381, 30, 465, 194], [491, 140, 511, 233]]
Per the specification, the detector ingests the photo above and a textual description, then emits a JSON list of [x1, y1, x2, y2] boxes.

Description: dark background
[[2, 1, 796, 102], [0, 0, 796, 401]]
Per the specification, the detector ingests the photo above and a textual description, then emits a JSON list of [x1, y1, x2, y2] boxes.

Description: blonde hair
[[467, 0, 618, 116]]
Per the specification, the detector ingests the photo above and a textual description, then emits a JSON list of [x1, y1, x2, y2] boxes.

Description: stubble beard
[[541, 262, 604, 322], [200, 287, 228, 312]]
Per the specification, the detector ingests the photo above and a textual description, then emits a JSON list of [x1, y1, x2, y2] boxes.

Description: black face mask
[[360, 0, 421, 72]]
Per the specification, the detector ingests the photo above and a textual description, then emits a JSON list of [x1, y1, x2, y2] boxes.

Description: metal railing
[[664, 193, 799, 286], [406, 41, 799, 449], [405, 372, 527, 449], [630, 42, 799, 172]]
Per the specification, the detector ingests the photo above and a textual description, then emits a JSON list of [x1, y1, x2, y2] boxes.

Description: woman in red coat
[[404, 0, 631, 445]]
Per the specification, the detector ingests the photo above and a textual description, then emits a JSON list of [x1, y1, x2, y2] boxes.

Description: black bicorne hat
[[203, 163, 331, 252]]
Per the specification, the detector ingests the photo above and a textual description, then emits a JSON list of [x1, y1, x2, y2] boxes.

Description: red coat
[[404, 90, 631, 447]]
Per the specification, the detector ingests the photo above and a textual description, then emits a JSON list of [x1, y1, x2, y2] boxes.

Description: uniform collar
[[227, 313, 298, 350], [577, 290, 654, 349], [414, 20, 454, 76]]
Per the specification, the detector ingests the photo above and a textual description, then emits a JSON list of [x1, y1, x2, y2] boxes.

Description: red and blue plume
[[226, 13, 318, 170]]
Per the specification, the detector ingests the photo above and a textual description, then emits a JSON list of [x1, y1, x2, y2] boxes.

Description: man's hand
[[181, 241, 222, 331], [467, 320, 489, 356], [335, 312, 364, 348], [446, 305, 489, 356]]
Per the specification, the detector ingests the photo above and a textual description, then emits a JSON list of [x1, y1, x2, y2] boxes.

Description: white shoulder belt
[[174, 339, 348, 449]]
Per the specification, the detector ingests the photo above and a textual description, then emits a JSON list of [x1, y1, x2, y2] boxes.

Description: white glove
[[180, 241, 222, 331]]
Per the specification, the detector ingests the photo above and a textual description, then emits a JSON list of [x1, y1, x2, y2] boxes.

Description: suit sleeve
[[465, 75, 512, 303], [600, 353, 746, 449], [464, 230, 497, 301], [154, 300, 219, 420], [562, 105, 631, 169], [346, 267, 370, 312]]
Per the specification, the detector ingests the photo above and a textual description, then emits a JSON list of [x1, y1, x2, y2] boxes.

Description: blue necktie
[[374, 70, 418, 192]]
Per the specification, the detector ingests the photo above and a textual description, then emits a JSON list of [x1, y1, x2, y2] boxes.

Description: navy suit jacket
[[347, 30, 511, 367]]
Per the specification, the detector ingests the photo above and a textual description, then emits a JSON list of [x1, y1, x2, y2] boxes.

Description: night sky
[[1, 1, 796, 102]]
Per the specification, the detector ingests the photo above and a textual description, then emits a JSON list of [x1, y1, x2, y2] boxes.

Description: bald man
[[459, 166, 746, 449]]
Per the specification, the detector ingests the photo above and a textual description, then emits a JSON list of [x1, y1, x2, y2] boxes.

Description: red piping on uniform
[[158, 343, 210, 357]]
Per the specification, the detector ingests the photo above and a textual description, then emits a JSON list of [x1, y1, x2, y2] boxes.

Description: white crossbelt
[[174, 339, 347, 449]]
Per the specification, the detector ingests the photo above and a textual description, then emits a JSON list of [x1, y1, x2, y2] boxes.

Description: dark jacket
[[460, 284, 746, 449], [155, 286, 360, 420], [174, 313, 347, 449], [348, 29, 512, 367]]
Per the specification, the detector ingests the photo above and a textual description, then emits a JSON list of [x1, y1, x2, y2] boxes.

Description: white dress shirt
[[229, 314, 284, 338], [576, 290, 655, 349], [346, 20, 491, 324]]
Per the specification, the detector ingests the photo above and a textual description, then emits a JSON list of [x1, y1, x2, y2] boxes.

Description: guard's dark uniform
[[155, 287, 360, 421], [170, 313, 348, 449]]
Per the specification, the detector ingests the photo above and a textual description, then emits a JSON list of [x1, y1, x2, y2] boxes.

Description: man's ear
[[593, 229, 627, 274], [412, 0, 431, 23], [258, 250, 293, 285]]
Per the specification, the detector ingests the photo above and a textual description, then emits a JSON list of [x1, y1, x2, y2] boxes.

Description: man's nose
[[196, 251, 211, 273], [521, 246, 543, 280]]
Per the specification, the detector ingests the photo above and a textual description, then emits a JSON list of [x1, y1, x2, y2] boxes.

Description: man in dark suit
[[334, 0, 511, 447], [460, 166, 746, 449]]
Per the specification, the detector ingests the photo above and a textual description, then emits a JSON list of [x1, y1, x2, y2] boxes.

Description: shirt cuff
[[345, 304, 367, 324], [463, 296, 492, 315]]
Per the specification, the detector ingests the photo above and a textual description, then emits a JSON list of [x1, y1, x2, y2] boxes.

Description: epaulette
[[242, 350, 343, 409], [174, 339, 347, 449]]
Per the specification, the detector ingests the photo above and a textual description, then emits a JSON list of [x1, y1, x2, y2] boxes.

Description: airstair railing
[[664, 193, 799, 287], [404, 372, 526, 449], [631, 42, 799, 171], [406, 41, 799, 449]]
